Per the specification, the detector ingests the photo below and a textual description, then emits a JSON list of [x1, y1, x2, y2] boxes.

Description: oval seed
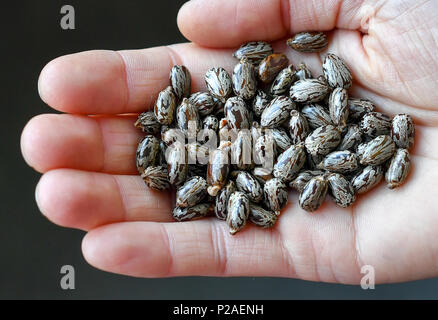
[[299, 176, 328, 212], [289, 110, 310, 144], [252, 167, 274, 185], [167, 142, 188, 186], [154, 86, 177, 125], [252, 89, 271, 117], [233, 41, 273, 65], [348, 98, 375, 122], [136, 135, 160, 174], [322, 53, 352, 89], [287, 32, 328, 53], [358, 135, 395, 166], [224, 96, 251, 130], [260, 96, 295, 128], [134, 111, 161, 134], [215, 180, 236, 220], [255, 133, 276, 169], [141, 166, 170, 191], [188, 92, 217, 116], [258, 53, 289, 83], [289, 170, 324, 192], [391, 114, 415, 149], [170, 65, 191, 99], [385, 149, 411, 189], [301, 103, 333, 129], [328, 87, 349, 127], [327, 173, 356, 208], [207, 141, 231, 196], [175, 176, 208, 208], [264, 178, 288, 212], [205, 67, 233, 102], [236, 171, 263, 203], [360, 112, 391, 138], [273, 143, 307, 182], [232, 57, 257, 100], [305, 125, 342, 156], [271, 128, 293, 153], [173, 203, 213, 222], [270, 65, 296, 96], [337, 124, 362, 151], [231, 130, 253, 170], [227, 191, 250, 235], [317, 150, 359, 173], [249, 203, 278, 228], [351, 165, 383, 194], [176, 98, 200, 134], [290, 79, 330, 103]]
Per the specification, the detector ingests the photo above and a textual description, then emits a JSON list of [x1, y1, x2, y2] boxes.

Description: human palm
[[21, 0, 438, 283]]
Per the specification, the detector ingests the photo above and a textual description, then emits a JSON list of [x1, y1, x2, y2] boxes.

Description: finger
[[177, 0, 365, 47], [82, 219, 294, 278], [38, 45, 234, 114], [21, 114, 142, 174], [36, 169, 174, 231]]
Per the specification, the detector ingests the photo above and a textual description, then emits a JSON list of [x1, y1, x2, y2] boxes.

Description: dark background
[[1, 0, 437, 299]]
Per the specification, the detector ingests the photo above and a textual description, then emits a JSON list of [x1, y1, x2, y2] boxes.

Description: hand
[[21, 0, 438, 283]]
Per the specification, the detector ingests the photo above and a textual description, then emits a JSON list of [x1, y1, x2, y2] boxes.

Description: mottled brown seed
[[233, 41, 273, 65], [264, 178, 288, 212], [173, 203, 213, 222], [305, 125, 342, 156], [134, 111, 161, 134], [167, 142, 188, 186], [136, 135, 160, 174], [358, 135, 395, 166], [205, 67, 233, 102], [317, 150, 359, 173], [249, 203, 278, 228], [258, 53, 289, 83], [301, 104, 333, 129], [295, 63, 313, 80], [391, 114, 415, 149], [227, 191, 250, 235], [327, 173, 356, 208], [290, 79, 330, 103], [287, 32, 328, 53], [338, 124, 362, 151], [260, 96, 295, 128], [176, 98, 200, 134], [322, 53, 352, 89], [170, 65, 191, 100], [328, 87, 349, 127], [289, 110, 310, 144], [385, 148, 411, 189], [360, 112, 391, 138], [224, 96, 251, 130], [271, 128, 293, 153], [351, 165, 383, 194], [236, 171, 263, 203], [252, 90, 271, 117], [188, 92, 217, 116], [141, 166, 170, 191], [231, 130, 253, 170], [175, 176, 208, 208], [232, 57, 257, 100], [299, 176, 328, 212], [207, 141, 231, 196], [154, 86, 177, 125], [270, 65, 296, 96], [289, 170, 324, 192], [215, 180, 236, 220], [348, 98, 375, 121], [273, 143, 307, 182]]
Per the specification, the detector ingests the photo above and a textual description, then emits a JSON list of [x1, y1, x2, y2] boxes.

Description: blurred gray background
[[1, 0, 437, 299]]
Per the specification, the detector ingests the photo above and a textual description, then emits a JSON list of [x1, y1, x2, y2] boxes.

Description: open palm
[[21, 0, 438, 283]]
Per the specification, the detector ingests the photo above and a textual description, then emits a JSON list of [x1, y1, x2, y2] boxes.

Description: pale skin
[[20, 0, 438, 283]]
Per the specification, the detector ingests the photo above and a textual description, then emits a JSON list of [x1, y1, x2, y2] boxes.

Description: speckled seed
[[232, 57, 257, 100], [287, 32, 328, 53], [322, 53, 352, 89], [328, 87, 349, 127], [154, 86, 177, 125], [299, 176, 328, 212], [258, 53, 289, 83], [348, 98, 375, 121], [167, 142, 188, 186], [175, 176, 208, 208], [290, 79, 330, 103], [327, 173, 356, 208], [176, 98, 200, 134], [134, 111, 161, 134], [305, 125, 342, 156], [360, 112, 391, 138], [295, 63, 313, 80], [224, 97, 251, 130], [260, 96, 295, 128], [215, 180, 236, 220], [289, 170, 324, 192], [264, 178, 288, 212], [141, 166, 170, 191], [207, 141, 231, 196], [202, 115, 219, 131], [301, 104, 333, 129], [351, 165, 384, 194], [205, 67, 233, 103], [252, 90, 271, 116], [338, 124, 362, 151], [170, 65, 191, 99], [391, 114, 415, 149], [236, 171, 263, 203], [270, 65, 296, 96], [252, 167, 274, 185], [273, 143, 307, 182], [289, 110, 310, 144], [188, 92, 217, 116], [173, 203, 213, 222], [231, 130, 253, 170], [136, 135, 160, 174], [358, 135, 396, 166], [249, 203, 278, 228], [233, 41, 273, 65], [317, 150, 359, 173], [227, 191, 250, 235], [385, 149, 411, 189]]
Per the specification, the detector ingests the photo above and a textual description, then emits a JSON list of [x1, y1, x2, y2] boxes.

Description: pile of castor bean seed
[[135, 31, 415, 235]]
